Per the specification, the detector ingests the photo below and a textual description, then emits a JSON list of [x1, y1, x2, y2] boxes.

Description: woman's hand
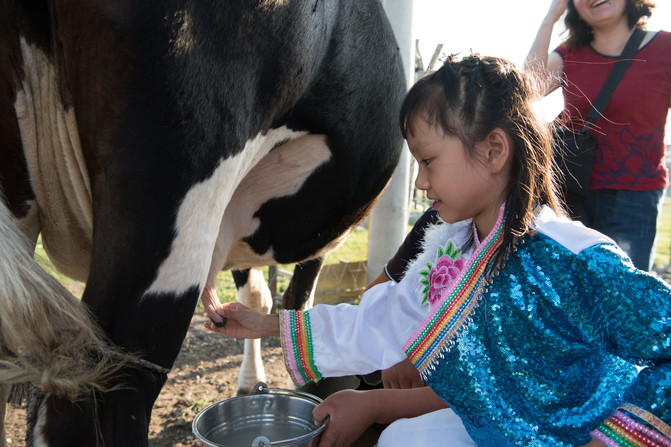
[[313, 390, 376, 447], [525, 0, 568, 93], [546, 0, 569, 24], [580, 439, 606, 447], [382, 359, 424, 389], [203, 301, 280, 338]]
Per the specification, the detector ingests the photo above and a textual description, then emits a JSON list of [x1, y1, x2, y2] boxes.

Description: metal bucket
[[192, 382, 327, 447]]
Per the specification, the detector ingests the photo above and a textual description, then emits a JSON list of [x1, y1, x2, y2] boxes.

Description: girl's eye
[[421, 158, 432, 166]]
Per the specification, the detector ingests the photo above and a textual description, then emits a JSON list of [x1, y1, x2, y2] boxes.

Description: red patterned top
[[555, 30, 671, 191]]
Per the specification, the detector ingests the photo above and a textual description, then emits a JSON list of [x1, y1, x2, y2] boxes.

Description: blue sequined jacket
[[279, 207, 671, 446]]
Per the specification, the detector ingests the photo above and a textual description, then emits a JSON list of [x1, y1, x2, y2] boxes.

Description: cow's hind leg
[[282, 257, 323, 311], [233, 268, 272, 394]]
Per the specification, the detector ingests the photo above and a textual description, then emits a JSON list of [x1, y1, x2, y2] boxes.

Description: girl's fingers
[[317, 426, 339, 447], [313, 405, 328, 426]]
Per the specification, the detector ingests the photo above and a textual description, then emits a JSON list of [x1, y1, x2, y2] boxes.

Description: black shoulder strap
[[584, 27, 646, 126]]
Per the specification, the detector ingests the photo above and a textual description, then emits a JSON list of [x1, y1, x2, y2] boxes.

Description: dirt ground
[[4, 269, 671, 446], [2, 313, 294, 447]]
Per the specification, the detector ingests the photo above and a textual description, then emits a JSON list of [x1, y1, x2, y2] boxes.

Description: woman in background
[[525, 0, 671, 271]]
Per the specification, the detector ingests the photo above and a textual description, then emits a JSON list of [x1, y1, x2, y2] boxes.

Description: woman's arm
[[524, 0, 568, 95]]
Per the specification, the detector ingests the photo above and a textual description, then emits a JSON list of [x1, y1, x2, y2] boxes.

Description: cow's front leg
[[232, 268, 272, 394]]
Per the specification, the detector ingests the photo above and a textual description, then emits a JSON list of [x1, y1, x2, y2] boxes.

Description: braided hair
[[399, 54, 564, 265]]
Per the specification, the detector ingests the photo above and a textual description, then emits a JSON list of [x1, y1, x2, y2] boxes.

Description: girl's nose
[[415, 172, 428, 191]]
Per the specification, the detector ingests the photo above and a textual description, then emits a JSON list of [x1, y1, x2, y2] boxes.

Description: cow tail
[[0, 199, 124, 400]]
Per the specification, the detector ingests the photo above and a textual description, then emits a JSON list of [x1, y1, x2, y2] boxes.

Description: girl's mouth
[[592, 0, 609, 7]]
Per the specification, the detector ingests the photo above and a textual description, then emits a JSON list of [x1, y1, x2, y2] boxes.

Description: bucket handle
[[251, 382, 329, 446], [252, 382, 323, 406]]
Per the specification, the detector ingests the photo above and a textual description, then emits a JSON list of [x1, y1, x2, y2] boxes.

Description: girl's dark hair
[[400, 55, 564, 266], [565, 0, 655, 48]]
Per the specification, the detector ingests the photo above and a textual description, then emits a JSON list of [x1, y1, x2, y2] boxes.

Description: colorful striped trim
[[279, 310, 322, 386], [590, 407, 671, 447], [591, 427, 624, 447], [604, 419, 649, 447], [619, 404, 671, 444], [403, 205, 506, 378], [592, 424, 636, 447], [613, 410, 671, 447]]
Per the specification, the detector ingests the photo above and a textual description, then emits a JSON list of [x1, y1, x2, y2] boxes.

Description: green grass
[[34, 240, 85, 297], [178, 394, 214, 419], [655, 196, 671, 267], [33, 248, 70, 283], [324, 227, 369, 263], [213, 226, 369, 304]]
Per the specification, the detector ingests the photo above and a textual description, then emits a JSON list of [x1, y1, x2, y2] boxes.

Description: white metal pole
[[367, 0, 415, 284]]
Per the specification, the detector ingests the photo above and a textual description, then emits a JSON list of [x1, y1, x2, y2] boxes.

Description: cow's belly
[[147, 128, 332, 295], [220, 133, 334, 269], [15, 37, 93, 281]]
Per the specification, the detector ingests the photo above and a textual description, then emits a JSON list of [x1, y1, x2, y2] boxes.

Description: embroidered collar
[[403, 204, 507, 379], [473, 220, 481, 246], [418, 240, 465, 308]]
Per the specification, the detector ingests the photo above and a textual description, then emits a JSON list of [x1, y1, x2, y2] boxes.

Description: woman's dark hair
[[565, 0, 655, 48], [399, 54, 564, 266]]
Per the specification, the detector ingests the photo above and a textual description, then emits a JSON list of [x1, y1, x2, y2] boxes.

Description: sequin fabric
[[425, 233, 671, 446]]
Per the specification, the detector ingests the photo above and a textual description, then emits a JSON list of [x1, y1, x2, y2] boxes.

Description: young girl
[[206, 55, 671, 447]]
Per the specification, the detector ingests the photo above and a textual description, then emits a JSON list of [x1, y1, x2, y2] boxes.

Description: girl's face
[[573, 0, 627, 28], [407, 118, 504, 236]]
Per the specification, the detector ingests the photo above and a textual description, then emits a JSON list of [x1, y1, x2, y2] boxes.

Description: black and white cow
[[0, 0, 405, 445]]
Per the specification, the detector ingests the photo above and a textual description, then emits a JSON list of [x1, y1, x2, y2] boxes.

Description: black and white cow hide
[[0, 0, 405, 445]]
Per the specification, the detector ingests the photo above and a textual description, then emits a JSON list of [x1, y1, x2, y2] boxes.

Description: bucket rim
[[191, 387, 327, 447]]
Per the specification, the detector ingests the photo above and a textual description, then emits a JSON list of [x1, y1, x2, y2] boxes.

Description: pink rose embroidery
[[419, 240, 465, 307], [427, 256, 465, 306]]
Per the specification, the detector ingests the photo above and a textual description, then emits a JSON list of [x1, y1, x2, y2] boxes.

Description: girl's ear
[[482, 128, 512, 174]]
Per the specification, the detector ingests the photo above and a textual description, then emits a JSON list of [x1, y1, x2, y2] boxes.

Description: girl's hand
[[382, 359, 424, 389], [581, 439, 607, 447], [313, 390, 376, 447], [203, 301, 280, 338]]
